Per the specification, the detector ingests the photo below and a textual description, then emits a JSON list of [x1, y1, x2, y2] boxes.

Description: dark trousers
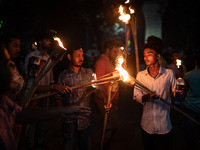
[[142, 129, 170, 150], [63, 122, 91, 150]]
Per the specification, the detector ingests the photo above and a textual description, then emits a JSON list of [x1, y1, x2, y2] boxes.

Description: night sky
[[0, 0, 198, 60]]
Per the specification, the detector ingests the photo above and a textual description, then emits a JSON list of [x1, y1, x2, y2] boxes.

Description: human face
[[7, 38, 20, 58], [172, 52, 180, 63], [143, 48, 160, 66], [41, 38, 51, 49], [70, 48, 84, 67], [109, 47, 121, 63]]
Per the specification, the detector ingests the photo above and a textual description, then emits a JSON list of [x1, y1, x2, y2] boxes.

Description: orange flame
[[115, 56, 129, 82], [129, 6, 135, 14], [125, 0, 130, 4], [118, 5, 131, 24], [53, 37, 67, 50]]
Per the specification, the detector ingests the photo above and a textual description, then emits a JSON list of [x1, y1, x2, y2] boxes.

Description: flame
[[53, 37, 67, 50], [115, 56, 129, 82], [129, 6, 135, 14], [91, 73, 97, 88], [125, 0, 130, 4], [176, 59, 182, 68], [118, 5, 131, 24]]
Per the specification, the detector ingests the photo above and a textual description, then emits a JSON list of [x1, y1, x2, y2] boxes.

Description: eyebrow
[[144, 51, 154, 54]]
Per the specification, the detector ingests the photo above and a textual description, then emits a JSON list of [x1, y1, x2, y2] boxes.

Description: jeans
[[63, 122, 91, 150]]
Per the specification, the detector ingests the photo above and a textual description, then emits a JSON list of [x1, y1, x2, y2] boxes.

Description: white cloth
[[133, 66, 176, 134]]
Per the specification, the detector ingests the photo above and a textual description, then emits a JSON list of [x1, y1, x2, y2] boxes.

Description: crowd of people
[[0, 31, 199, 150]]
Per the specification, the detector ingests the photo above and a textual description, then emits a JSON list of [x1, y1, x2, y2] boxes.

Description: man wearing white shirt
[[133, 37, 176, 150]]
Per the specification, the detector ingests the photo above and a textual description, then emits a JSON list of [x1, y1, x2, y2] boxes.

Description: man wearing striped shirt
[[133, 37, 176, 150], [56, 43, 93, 150]]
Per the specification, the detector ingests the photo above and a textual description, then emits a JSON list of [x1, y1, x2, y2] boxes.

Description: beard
[[72, 60, 83, 67]]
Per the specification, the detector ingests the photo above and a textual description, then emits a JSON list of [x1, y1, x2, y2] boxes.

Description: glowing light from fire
[[53, 37, 67, 50], [119, 5, 131, 24], [129, 6, 135, 14], [176, 59, 182, 68], [91, 73, 97, 88], [115, 56, 129, 82], [125, 0, 130, 3]]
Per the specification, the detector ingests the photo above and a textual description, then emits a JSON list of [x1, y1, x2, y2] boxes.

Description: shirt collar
[[145, 66, 166, 77], [69, 67, 85, 74]]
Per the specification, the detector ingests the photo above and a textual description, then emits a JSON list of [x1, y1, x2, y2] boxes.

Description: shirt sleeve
[[171, 71, 177, 95], [133, 72, 144, 104], [24, 54, 30, 72], [55, 73, 65, 101]]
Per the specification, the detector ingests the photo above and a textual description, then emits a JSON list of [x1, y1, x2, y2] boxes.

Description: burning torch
[[118, 0, 139, 73], [116, 57, 199, 126], [19, 37, 67, 107]]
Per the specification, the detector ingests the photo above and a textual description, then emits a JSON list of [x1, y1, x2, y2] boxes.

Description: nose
[[144, 55, 147, 61]]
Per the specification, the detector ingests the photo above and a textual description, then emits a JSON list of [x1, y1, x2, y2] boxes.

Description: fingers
[[56, 85, 72, 94], [104, 103, 112, 109], [104, 103, 112, 113], [65, 86, 72, 94], [150, 94, 161, 100], [61, 106, 91, 120]]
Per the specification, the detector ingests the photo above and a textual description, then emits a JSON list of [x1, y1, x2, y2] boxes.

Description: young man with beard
[[93, 38, 122, 150], [133, 37, 176, 150], [56, 43, 94, 150]]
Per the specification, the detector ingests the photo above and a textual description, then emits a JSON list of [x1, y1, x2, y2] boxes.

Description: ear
[[157, 54, 161, 60], [67, 53, 72, 61]]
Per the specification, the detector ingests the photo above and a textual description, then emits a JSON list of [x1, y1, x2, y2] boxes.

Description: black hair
[[67, 42, 83, 55], [143, 35, 162, 54], [147, 35, 162, 47], [0, 32, 20, 49], [35, 31, 53, 44], [101, 38, 123, 54]]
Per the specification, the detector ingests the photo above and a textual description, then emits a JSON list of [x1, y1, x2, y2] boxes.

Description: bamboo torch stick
[[130, 12, 140, 73], [19, 37, 67, 107], [30, 73, 120, 101], [100, 82, 113, 150], [124, 76, 200, 126]]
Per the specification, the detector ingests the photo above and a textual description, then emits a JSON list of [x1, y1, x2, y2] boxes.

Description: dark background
[[0, 0, 198, 59]]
